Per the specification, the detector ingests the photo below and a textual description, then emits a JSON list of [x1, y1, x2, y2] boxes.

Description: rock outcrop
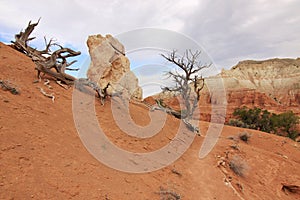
[[202, 57, 300, 121], [86, 34, 142, 99], [220, 58, 300, 106], [150, 57, 300, 122]]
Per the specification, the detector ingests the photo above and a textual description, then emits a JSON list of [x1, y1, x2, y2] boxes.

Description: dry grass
[[229, 156, 249, 177], [239, 132, 251, 143], [0, 80, 19, 95], [157, 186, 181, 200]]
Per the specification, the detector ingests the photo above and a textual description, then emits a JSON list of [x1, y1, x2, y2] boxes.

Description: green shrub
[[228, 119, 249, 128], [271, 111, 299, 140], [229, 107, 299, 140]]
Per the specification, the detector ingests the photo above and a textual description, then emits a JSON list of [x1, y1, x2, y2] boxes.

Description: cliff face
[[202, 57, 300, 121], [220, 58, 300, 106], [151, 57, 300, 122]]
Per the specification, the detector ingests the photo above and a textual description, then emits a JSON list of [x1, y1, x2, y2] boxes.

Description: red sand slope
[[1, 42, 300, 199]]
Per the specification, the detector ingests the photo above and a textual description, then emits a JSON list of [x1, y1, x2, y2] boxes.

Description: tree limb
[[12, 19, 81, 85], [161, 49, 209, 132]]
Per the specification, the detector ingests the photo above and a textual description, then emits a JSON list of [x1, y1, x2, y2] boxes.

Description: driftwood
[[11, 20, 109, 103], [39, 87, 55, 103], [11, 19, 80, 85], [75, 78, 107, 105], [149, 99, 199, 134], [282, 183, 300, 195]]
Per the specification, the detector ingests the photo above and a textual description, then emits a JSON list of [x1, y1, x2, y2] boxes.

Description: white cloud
[[0, 0, 299, 72], [182, 0, 300, 68]]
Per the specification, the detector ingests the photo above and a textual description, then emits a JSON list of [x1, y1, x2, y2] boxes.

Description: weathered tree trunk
[[12, 19, 80, 85], [160, 49, 208, 133], [11, 19, 108, 103]]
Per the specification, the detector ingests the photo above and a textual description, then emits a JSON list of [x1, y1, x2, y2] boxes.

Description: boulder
[[86, 34, 142, 99]]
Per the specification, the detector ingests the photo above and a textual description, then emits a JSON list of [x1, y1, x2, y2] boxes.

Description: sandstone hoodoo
[[86, 34, 143, 100]]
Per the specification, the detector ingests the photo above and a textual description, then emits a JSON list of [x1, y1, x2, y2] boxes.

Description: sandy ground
[[1, 42, 300, 199]]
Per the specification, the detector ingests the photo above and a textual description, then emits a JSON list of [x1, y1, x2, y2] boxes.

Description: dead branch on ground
[[11, 20, 109, 104], [11, 19, 80, 85], [39, 87, 55, 103], [0, 80, 20, 95]]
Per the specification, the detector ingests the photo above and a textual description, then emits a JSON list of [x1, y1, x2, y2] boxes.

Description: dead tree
[[161, 50, 209, 132], [11, 19, 107, 103], [11, 19, 80, 85]]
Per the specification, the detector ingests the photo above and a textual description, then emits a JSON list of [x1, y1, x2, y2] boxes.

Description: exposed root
[[56, 80, 69, 90], [39, 87, 55, 103], [130, 98, 200, 134], [183, 119, 200, 134], [75, 78, 106, 105], [12, 20, 81, 85], [282, 183, 300, 195], [216, 153, 245, 200], [171, 169, 182, 177], [223, 177, 245, 200], [43, 79, 52, 89]]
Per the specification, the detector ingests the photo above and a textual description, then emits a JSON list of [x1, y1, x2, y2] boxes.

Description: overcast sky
[[1, 0, 299, 96]]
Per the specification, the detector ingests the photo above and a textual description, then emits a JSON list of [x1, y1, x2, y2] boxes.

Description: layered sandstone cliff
[[204, 57, 300, 120], [220, 58, 300, 106], [150, 57, 300, 122]]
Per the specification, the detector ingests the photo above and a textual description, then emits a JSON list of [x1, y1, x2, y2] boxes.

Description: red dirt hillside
[[1, 42, 300, 199]]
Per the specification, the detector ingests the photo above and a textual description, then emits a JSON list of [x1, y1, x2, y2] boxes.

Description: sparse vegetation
[[229, 156, 249, 177], [157, 186, 181, 200], [230, 143, 240, 150], [0, 80, 19, 95], [272, 111, 300, 140], [229, 107, 299, 140], [239, 132, 251, 143], [228, 119, 252, 129]]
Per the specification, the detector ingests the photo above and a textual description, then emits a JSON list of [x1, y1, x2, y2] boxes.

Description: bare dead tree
[[11, 19, 107, 103], [11, 19, 80, 85], [161, 50, 209, 132]]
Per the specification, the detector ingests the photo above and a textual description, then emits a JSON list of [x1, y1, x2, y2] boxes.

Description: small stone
[[282, 155, 288, 159]]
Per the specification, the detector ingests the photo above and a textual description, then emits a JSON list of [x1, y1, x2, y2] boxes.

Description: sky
[[1, 0, 299, 97]]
